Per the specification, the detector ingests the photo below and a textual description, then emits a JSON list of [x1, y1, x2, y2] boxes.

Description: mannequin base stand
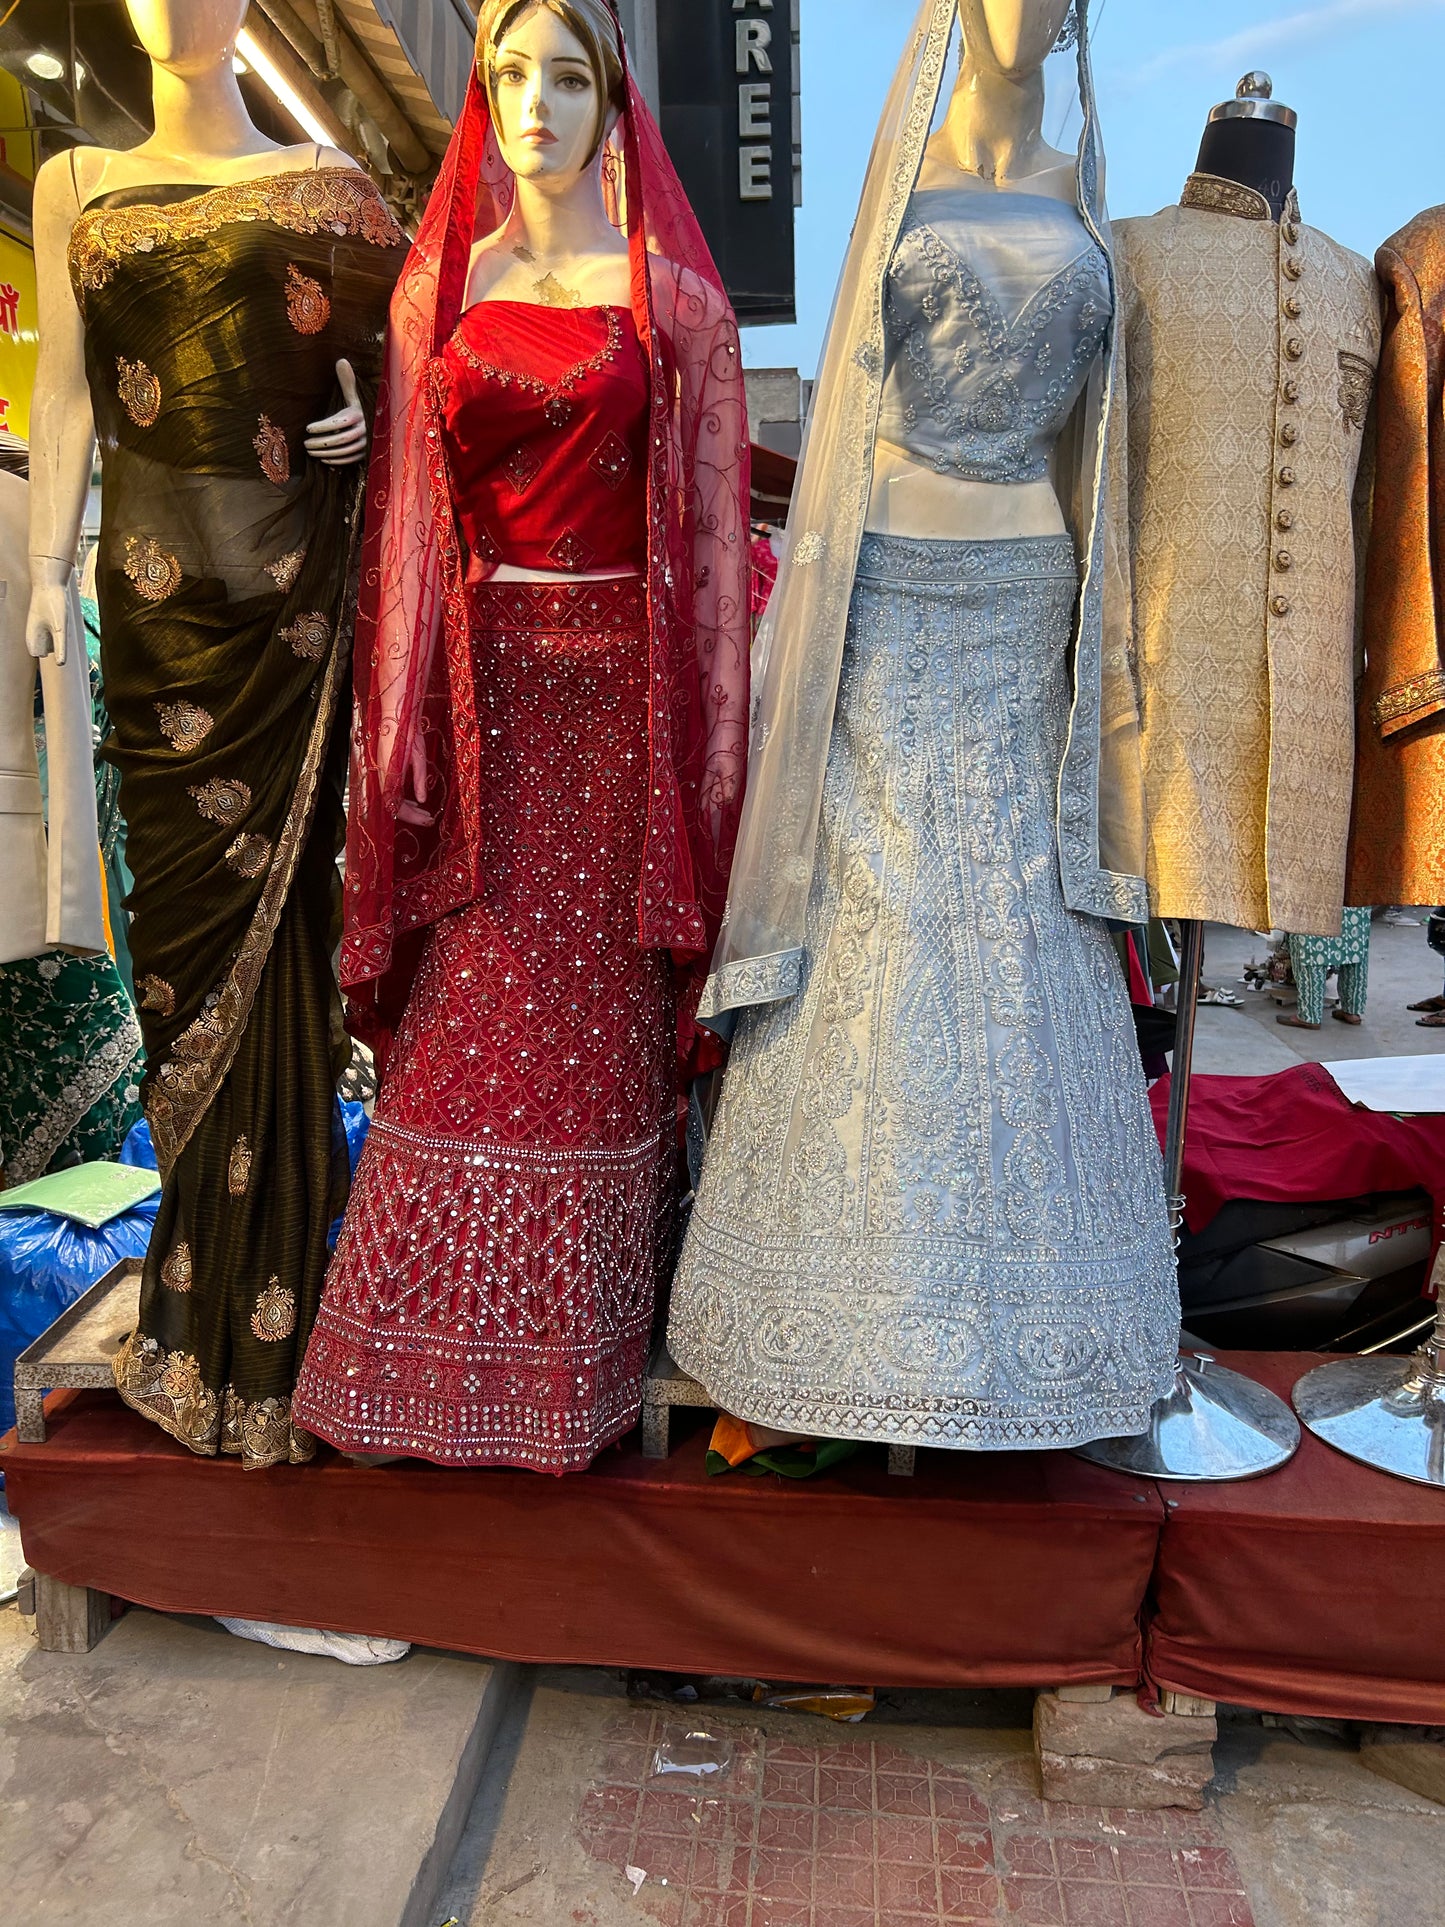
[[1077, 918, 1302, 1481], [1294, 1291, 1445, 1485]]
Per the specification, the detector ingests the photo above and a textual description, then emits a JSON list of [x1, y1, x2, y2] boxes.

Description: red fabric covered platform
[[1, 1391, 1162, 1689], [1146, 1354, 1445, 1722]]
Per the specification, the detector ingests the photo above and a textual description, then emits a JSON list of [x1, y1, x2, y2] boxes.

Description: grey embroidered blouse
[[878, 187, 1111, 484]]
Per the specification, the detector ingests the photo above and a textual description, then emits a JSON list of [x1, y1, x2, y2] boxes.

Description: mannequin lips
[[521, 127, 558, 146]]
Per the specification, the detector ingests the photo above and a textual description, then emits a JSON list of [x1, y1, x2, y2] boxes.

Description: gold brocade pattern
[[68, 167, 404, 295], [1372, 667, 1445, 731], [124, 534, 182, 602], [228, 1134, 253, 1197], [280, 611, 329, 660], [135, 972, 176, 1016], [155, 697, 213, 752], [1180, 172, 1271, 221], [251, 1279, 298, 1343], [189, 777, 252, 826], [254, 414, 290, 485], [160, 1242, 193, 1291], [112, 1331, 316, 1466], [1338, 351, 1373, 431], [285, 262, 330, 334], [116, 355, 161, 426], [1112, 200, 1380, 934], [1347, 214, 1445, 905], [266, 548, 306, 592]]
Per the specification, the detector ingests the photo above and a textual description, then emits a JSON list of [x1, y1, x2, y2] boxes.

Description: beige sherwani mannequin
[[0, 463, 105, 963], [1112, 177, 1379, 935]]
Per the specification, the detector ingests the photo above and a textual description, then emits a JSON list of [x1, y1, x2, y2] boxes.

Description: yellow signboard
[[0, 226, 38, 442]]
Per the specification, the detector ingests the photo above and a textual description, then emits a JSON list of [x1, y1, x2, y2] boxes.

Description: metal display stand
[[1078, 921, 1302, 1481], [1293, 1249, 1445, 1486]]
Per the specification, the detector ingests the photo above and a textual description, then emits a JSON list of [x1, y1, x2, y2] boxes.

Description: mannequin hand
[[25, 580, 69, 665], [396, 731, 434, 827], [305, 358, 368, 467]]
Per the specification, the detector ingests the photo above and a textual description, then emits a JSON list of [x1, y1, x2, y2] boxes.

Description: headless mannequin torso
[[866, 0, 1078, 543], [1193, 72, 1297, 221], [25, 0, 370, 669]]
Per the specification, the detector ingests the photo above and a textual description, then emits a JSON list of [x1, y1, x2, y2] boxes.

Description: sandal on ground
[[1277, 1014, 1320, 1029], [1331, 1009, 1363, 1025], [1417, 1010, 1445, 1028], [1407, 994, 1445, 1012]]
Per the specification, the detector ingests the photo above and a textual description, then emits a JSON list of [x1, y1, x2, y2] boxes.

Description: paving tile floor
[[577, 1709, 1253, 1927]]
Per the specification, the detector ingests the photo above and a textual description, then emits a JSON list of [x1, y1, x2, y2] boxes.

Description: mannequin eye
[[557, 74, 590, 92]]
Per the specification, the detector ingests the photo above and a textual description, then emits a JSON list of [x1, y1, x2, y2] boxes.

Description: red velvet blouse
[[439, 300, 649, 578]]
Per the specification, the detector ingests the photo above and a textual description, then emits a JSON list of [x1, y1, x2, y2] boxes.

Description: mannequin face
[[125, 0, 247, 70], [488, 6, 612, 189], [961, 0, 1073, 79]]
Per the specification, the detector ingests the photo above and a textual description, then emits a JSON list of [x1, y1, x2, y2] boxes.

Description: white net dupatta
[[700, 0, 1147, 1027]]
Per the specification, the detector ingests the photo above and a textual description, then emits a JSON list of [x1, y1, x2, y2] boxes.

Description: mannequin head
[[477, 0, 624, 186], [125, 0, 246, 72], [958, 0, 1075, 80]]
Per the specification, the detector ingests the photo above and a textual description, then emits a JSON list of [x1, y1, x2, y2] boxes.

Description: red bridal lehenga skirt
[[294, 580, 675, 1471]]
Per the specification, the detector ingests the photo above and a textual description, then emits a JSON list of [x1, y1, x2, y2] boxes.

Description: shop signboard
[[656, 0, 797, 325]]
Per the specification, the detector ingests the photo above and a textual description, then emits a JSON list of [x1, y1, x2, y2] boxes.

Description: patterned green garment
[[0, 600, 143, 1186], [1287, 906, 1373, 1026], [66, 168, 405, 1467]]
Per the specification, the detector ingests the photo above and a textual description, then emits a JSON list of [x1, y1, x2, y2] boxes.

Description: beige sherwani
[[1112, 175, 1380, 935]]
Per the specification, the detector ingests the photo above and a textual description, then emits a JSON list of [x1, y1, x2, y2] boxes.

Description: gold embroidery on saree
[[113, 1333, 316, 1466], [189, 776, 252, 826], [155, 698, 214, 752], [68, 168, 405, 295], [116, 355, 161, 426], [1373, 667, 1445, 732], [113, 1332, 220, 1452], [228, 1134, 253, 1196], [280, 611, 330, 660], [147, 489, 358, 1174], [225, 832, 273, 878], [266, 548, 306, 593], [221, 1388, 316, 1467], [136, 972, 176, 1016], [124, 534, 182, 602], [251, 1278, 298, 1343], [254, 414, 291, 485], [160, 1241, 194, 1291], [285, 262, 330, 334]]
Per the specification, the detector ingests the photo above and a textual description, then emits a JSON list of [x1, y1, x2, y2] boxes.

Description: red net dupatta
[[342, 44, 750, 1069]]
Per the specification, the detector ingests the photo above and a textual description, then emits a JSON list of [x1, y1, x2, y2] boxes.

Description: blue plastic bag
[[0, 1194, 159, 1437]]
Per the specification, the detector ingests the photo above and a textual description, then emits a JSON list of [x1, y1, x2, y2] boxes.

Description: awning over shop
[[339, 0, 476, 154]]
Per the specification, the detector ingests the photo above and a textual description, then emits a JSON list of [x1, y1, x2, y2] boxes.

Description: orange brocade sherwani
[[1347, 208, 1445, 906]]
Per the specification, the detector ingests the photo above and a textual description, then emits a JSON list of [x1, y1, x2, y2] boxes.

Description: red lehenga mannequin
[[293, 0, 749, 1472]]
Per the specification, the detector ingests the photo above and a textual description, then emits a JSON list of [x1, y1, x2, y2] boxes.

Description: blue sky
[[745, 0, 1445, 372]]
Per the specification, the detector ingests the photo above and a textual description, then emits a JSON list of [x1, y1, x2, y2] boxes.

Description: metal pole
[[1163, 918, 1205, 1234]]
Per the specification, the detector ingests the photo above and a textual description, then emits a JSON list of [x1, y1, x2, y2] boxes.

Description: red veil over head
[[342, 15, 750, 1062]]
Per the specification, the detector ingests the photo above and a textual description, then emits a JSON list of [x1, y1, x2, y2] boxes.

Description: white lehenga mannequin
[[667, 0, 1179, 1453], [25, 0, 403, 1667]]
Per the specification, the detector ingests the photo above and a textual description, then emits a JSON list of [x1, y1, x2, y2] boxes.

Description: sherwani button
[[1271, 595, 1292, 616], [1284, 335, 1305, 360], [1284, 256, 1303, 279], [1275, 549, 1294, 571]]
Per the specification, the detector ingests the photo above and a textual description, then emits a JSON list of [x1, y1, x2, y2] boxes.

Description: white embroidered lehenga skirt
[[668, 534, 1179, 1450]]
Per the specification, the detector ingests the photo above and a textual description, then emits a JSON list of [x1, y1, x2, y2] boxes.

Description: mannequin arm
[[27, 155, 97, 667]]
